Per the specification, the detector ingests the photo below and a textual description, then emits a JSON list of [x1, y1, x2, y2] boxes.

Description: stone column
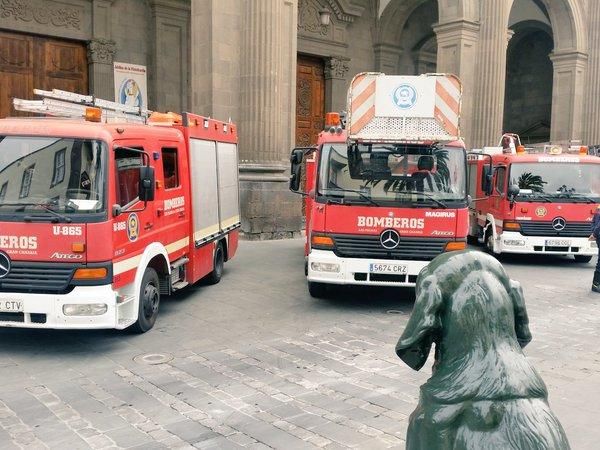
[[87, 39, 116, 99], [324, 56, 350, 113], [471, 0, 513, 148], [89, 0, 117, 99], [238, 0, 301, 239], [434, 20, 480, 147], [583, 1, 600, 145], [549, 51, 588, 143], [149, 0, 190, 112], [374, 44, 402, 74]]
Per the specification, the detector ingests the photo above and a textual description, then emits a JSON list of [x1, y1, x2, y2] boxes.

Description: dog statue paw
[[396, 249, 570, 450]]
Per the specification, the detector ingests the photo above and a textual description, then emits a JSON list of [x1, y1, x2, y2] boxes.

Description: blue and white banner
[[113, 62, 148, 109]]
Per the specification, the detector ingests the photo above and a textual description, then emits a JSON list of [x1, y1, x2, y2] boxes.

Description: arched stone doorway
[[503, 0, 586, 144], [504, 17, 554, 143], [376, 0, 438, 75]]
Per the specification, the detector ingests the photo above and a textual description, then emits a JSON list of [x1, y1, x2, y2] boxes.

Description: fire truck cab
[[290, 73, 471, 297], [468, 134, 600, 261], [0, 89, 240, 331]]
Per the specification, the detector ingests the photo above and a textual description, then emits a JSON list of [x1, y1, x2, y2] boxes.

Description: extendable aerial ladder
[[13, 89, 151, 123]]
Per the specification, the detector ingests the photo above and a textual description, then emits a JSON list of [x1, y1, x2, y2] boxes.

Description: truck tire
[[308, 281, 328, 298], [206, 242, 225, 285], [131, 267, 160, 333], [574, 255, 593, 263]]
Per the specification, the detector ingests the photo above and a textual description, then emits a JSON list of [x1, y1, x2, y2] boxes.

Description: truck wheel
[[131, 268, 160, 333], [206, 242, 225, 285], [308, 281, 328, 298], [574, 255, 593, 263]]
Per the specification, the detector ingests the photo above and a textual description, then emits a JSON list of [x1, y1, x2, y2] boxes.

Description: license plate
[[545, 239, 570, 247], [369, 263, 407, 274], [0, 300, 23, 313]]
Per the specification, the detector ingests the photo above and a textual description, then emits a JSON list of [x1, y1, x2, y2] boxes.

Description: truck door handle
[[178, 211, 185, 218], [144, 222, 154, 230]]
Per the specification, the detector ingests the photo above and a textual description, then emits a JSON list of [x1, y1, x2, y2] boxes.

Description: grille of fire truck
[[13, 89, 150, 123], [0, 262, 75, 294], [332, 234, 448, 260], [519, 221, 592, 237]]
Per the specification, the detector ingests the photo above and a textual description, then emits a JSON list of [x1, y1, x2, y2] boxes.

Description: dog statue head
[[396, 249, 531, 371]]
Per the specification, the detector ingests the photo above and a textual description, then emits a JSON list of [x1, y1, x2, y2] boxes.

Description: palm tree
[[517, 172, 546, 193]]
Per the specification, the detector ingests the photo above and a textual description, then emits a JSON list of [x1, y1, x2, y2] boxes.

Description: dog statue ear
[[509, 279, 532, 348], [396, 275, 443, 370]]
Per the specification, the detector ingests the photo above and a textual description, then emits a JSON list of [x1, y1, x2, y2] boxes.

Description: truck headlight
[[63, 304, 108, 316], [310, 262, 340, 272]]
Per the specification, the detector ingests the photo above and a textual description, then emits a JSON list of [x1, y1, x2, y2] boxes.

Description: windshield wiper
[[518, 193, 553, 203], [397, 191, 448, 209], [558, 193, 597, 203], [0, 202, 72, 223], [326, 189, 380, 206]]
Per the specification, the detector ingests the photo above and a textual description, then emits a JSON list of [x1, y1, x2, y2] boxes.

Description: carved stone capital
[[324, 56, 350, 79], [87, 39, 116, 65], [0, 0, 82, 29]]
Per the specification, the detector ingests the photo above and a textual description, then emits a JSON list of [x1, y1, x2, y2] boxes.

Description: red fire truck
[[0, 89, 240, 332], [290, 73, 473, 297], [468, 134, 600, 261]]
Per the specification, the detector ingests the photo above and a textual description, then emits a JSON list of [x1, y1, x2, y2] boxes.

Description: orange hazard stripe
[[350, 105, 375, 134], [351, 81, 376, 112], [434, 107, 458, 137], [435, 82, 459, 116]]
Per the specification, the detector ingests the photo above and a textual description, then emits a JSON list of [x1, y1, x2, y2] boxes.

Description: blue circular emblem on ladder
[[393, 84, 418, 110]]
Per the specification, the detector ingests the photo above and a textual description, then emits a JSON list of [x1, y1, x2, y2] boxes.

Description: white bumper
[[307, 249, 428, 287], [495, 231, 597, 255], [0, 285, 127, 330]]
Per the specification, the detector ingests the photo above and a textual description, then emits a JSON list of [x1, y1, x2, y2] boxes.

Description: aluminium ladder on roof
[[12, 88, 152, 124]]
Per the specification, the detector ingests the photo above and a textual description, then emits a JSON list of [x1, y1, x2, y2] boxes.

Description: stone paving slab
[[0, 239, 598, 449]]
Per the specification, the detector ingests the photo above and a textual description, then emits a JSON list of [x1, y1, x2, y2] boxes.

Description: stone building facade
[[1, 0, 600, 238]]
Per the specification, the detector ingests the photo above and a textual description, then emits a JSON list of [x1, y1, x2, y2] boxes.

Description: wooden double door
[[296, 55, 325, 147], [0, 30, 88, 118]]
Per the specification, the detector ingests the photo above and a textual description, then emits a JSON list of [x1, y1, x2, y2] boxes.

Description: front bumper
[[307, 249, 429, 287], [495, 231, 597, 255], [0, 285, 125, 329]]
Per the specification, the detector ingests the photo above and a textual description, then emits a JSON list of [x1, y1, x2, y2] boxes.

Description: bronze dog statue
[[396, 250, 570, 450]]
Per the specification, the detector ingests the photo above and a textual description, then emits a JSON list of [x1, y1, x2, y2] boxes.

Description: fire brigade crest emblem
[[127, 213, 139, 242], [393, 84, 418, 110], [535, 206, 547, 217]]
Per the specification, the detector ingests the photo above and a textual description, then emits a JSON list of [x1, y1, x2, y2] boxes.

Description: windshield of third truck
[[510, 162, 600, 202], [317, 143, 467, 206]]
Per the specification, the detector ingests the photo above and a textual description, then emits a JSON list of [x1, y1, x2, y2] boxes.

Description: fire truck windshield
[[318, 143, 467, 206], [0, 136, 106, 221], [509, 162, 600, 202]]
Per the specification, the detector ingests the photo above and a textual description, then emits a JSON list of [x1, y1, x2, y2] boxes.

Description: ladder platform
[[13, 88, 152, 124]]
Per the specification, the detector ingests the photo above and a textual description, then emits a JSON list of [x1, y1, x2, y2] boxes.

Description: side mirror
[[482, 166, 493, 196], [289, 163, 302, 192], [507, 184, 520, 200], [289, 148, 306, 193], [139, 166, 155, 201], [291, 149, 304, 165]]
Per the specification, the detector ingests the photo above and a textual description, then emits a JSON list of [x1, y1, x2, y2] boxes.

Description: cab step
[[171, 281, 189, 291]]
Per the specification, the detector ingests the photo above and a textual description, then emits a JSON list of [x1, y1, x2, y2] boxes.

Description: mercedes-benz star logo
[[380, 229, 400, 250], [552, 217, 566, 231], [0, 251, 11, 279]]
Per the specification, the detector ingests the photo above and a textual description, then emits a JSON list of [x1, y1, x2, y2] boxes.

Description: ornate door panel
[[36, 39, 88, 93], [0, 31, 87, 118], [0, 31, 33, 118], [296, 55, 325, 146]]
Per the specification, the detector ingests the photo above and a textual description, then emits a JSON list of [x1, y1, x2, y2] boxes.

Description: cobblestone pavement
[[0, 239, 599, 449]]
